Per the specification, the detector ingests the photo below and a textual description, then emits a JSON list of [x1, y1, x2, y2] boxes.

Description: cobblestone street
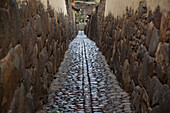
[[39, 31, 132, 113]]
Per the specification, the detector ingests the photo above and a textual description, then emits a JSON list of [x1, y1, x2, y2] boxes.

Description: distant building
[[71, 0, 96, 25]]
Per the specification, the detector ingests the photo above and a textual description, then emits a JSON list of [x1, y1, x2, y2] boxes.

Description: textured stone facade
[[0, 0, 77, 113], [105, 0, 170, 17], [85, 1, 170, 113]]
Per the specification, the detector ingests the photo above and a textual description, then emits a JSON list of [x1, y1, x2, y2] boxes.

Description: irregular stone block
[[138, 1, 147, 18], [39, 47, 48, 75], [0, 45, 23, 113], [141, 52, 155, 89], [0, 9, 11, 59], [146, 22, 154, 48], [24, 41, 33, 68], [168, 66, 170, 88], [120, 42, 128, 65], [153, 6, 162, 29], [137, 44, 147, 62], [34, 14, 42, 36], [131, 86, 142, 113], [160, 13, 169, 42], [148, 76, 162, 106], [150, 106, 160, 113], [148, 27, 160, 57], [156, 62, 167, 84], [159, 85, 170, 113], [0, 0, 10, 8], [155, 42, 169, 72], [8, 83, 29, 113], [122, 59, 130, 92], [32, 43, 38, 68], [9, 0, 20, 46]]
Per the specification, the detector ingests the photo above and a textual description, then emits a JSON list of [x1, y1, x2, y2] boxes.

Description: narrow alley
[[0, 0, 169, 113], [39, 31, 132, 113]]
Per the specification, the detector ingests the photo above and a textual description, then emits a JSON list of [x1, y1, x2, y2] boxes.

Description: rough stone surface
[[122, 59, 131, 92], [148, 27, 160, 57], [146, 22, 154, 48], [167, 66, 170, 88], [155, 42, 169, 72], [160, 13, 169, 42], [0, 45, 23, 113], [0, 0, 77, 113], [153, 6, 162, 29], [148, 76, 162, 106], [85, 1, 170, 113]]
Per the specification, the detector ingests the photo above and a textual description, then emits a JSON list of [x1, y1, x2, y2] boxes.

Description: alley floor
[[38, 31, 132, 113]]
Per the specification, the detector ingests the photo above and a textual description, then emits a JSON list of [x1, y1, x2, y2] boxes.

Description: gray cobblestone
[[39, 31, 132, 113]]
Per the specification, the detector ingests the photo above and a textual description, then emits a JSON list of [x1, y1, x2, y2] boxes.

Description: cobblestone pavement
[[38, 31, 132, 113]]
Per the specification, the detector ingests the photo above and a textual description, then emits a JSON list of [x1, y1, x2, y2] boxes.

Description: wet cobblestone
[[38, 31, 133, 113]]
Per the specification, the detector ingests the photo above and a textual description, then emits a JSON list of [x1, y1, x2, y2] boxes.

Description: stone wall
[[0, 0, 77, 113], [85, 0, 170, 113], [105, 0, 170, 17]]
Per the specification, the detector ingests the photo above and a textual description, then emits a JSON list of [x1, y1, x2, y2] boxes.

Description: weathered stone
[[0, 9, 11, 59], [24, 41, 34, 68], [8, 83, 29, 113], [138, 1, 147, 18], [53, 41, 57, 73], [159, 85, 170, 113], [32, 43, 38, 68], [120, 42, 128, 65], [141, 35, 146, 44], [0, 0, 10, 8], [137, 44, 147, 62], [156, 62, 167, 84], [8, 0, 20, 46], [124, 23, 133, 39], [155, 42, 169, 72], [148, 10, 153, 23], [56, 48, 61, 68], [0, 45, 23, 113], [130, 61, 140, 85], [160, 13, 169, 42], [148, 27, 160, 57], [131, 86, 142, 113], [41, 12, 50, 35], [146, 22, 154, 48], [19, 3, 31, 23], [39, 47, 48, 75], [141, 52, 155, 89], [37, 37, 44, 52], [150, 106, 160, 113], [153, 6, 162, 29], [142, 88, 150, 109], [148, 76, 162, 106], [122, 59, 130, 92], [129, 51, 137, 65], [29, 0, 38, 17], [167, 66, 170, 88], [32, 62, 41, 111], [46, 61, 53, 74], [34, 14, 42, 36]]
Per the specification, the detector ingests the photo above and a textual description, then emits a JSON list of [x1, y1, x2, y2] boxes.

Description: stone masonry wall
[[85, 1, 170, 113], [105, 0, 170, 17], [0, 0, 77, 113]]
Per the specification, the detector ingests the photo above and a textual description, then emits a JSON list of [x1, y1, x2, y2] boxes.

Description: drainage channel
[[82, 39, 94, 113]]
